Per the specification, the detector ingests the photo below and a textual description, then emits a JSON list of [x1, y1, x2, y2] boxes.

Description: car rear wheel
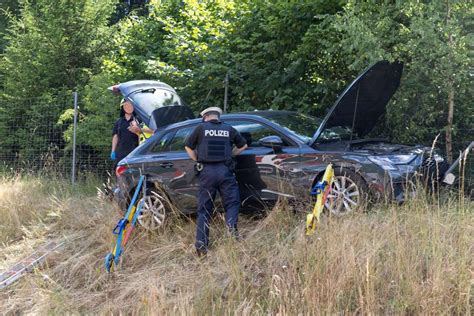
[[325, 168, 367, 216], [137, 191, 167, 231]]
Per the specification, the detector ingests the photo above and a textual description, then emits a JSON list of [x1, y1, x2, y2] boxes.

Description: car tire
[[136, 189, 169, 231], [325, 167, 368, 216]]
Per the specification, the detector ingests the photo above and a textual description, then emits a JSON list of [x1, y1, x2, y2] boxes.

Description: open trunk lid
[[108, 80, 195, 129]]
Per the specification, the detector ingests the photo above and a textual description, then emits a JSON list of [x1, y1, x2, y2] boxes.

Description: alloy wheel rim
[[325, 175, 360, 216], [137, 192, 166, 230]]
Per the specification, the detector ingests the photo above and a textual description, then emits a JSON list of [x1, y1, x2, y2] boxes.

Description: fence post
[[72, 92, 78, 185], [223, 72, 229, 113]]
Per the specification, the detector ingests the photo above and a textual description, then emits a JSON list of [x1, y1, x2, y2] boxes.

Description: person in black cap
[[185, 106, 248, 256], [111, 100, 139, 166]]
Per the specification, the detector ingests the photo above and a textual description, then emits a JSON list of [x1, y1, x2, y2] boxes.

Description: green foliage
[[79, 0, 344, 153], [1, 0, 116, 97], [77, 0, 240, 153], [300, 1, 472, 151], [0, 0, 116, 165], [0, 0, 19, 52], [220, 0, 344, 113]]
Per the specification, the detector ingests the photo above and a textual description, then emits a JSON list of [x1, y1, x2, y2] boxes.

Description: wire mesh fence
[[0, 91, 472, 188], [0, 92, 114, 181]]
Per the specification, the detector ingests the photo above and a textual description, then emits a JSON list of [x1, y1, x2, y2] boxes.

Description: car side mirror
[[259, 135, 284, 149]]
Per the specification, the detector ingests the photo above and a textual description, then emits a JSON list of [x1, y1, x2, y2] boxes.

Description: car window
[[168, 126, 196, 152], [129, 88, 182, 115], [226, 120, 291, 147], [150, 131, 174, 153]]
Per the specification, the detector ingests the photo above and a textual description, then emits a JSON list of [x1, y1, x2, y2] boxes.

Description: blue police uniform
[[185, 119, 247, 253]]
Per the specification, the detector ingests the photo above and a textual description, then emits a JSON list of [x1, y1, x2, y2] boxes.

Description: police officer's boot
[[196, 248, 207, 258], [228, 226, 240, 241]]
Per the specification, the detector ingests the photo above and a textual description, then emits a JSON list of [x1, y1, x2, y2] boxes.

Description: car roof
[[161, 110, 299, 130]]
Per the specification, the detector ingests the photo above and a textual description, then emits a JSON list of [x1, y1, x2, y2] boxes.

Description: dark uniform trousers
[[195, 162, 240, 251]]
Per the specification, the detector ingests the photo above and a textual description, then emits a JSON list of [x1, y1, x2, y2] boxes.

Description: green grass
[[0, 177, 472, 314]]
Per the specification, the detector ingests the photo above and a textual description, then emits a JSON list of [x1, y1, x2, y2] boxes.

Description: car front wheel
[[325, 168, 368, 216]]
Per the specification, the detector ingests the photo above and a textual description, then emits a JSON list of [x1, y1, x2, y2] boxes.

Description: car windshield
[[261, 112, 321, 143], [129, 88, 182, 115], [319, 125, 355, 142], [262, 112, 357, 143]]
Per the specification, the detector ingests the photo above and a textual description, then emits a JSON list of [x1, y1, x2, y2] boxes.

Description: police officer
[[111, 100, 140, 166], [184, 107, 248, 256]]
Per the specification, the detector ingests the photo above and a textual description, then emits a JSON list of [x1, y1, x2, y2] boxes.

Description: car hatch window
[[129, 88, 182, 115], [168, 126, 196, 152], [226, 120, 292, 147], [150, 131, 174, 153]]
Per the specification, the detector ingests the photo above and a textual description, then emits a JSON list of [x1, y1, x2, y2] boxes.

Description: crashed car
[[113, 61, 449, 230]]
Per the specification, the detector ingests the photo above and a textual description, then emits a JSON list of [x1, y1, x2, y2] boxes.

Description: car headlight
[[368, 155, 417, 171]]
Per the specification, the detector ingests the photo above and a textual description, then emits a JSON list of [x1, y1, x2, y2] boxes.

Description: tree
[[76, 0, 345, 156], [3, 0, 468, 168], [298, 0, 472, 157], [214, 0, 344, 113], [75, 0, 239, 155], [0, 0, 19, 52], [0, 0, 116, 167]]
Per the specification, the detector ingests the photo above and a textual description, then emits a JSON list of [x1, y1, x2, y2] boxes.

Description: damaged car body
[[112, 61, 449, 229]]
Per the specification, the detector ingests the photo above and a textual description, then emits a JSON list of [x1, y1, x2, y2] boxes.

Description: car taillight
[[116, 165, 128, 177]]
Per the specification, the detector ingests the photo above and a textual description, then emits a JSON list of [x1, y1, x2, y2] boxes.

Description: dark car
[[113, 61, 448, 230]]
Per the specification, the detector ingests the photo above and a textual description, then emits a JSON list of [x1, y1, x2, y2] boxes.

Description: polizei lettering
[[204, 129, 229, 137]]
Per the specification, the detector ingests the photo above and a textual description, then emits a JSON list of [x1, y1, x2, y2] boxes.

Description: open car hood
[[310, 61, 403, 146], [108, 80, 195, 129]]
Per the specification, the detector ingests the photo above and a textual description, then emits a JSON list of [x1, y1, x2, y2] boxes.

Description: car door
[[224, 119, 301, 206], [142, 125, 199, 213]]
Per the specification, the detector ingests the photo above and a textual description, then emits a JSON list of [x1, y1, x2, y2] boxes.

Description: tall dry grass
[[0, 177, 472, 314]]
